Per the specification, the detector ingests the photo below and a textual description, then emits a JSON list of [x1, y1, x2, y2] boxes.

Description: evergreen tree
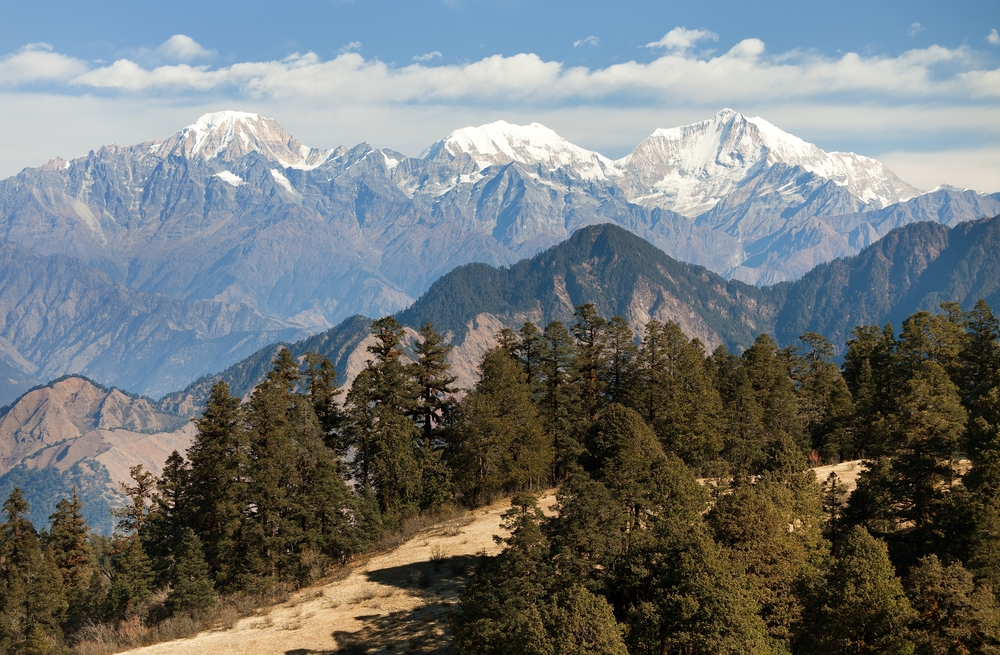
[[303, 351, 342, 449], [713, 345, 767, 473], [45, 490, 92, 634], [185, 380, 247, 589], [545, 585, 629, 655], [0, 490, 67, 654], [165, 529, 215, 616], [906, 555, 1000, 655], [601, 315, 637, 405], [800, 526, 915, 655], [571, 304, 608, 422], [625, 517, 779, 655], [631, 321, 723, 470], [107, 536, 153, 620], [518, 322, 544, 392], [540, 321, 581, 480], [145, 450, 190, 584], [409, 322, 456, 510], [449, 348, 550, 506], [344, 318, 422, 521], [787, 332, 856, 462], [742, 333, 804, 455]]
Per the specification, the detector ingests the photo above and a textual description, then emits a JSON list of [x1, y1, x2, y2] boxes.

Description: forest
[[2, 299, 1000, 654]]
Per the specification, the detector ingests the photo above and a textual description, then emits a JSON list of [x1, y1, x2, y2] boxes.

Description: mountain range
[[4, 214, 1000, 530], [1, 109, 998, 404]]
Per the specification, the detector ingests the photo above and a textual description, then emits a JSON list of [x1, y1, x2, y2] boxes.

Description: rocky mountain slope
[[2, 109, 995, 334], [0, 376, 194, 532], [0, 238, 307, 405], [168, 217, 1000, 414]]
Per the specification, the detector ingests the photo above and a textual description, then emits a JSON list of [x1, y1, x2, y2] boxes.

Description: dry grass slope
[[118, 492, 557, 655]]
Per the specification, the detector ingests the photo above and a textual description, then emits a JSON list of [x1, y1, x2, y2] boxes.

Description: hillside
[[0, 238, 307, 404], [164, 217, 1000, 414]]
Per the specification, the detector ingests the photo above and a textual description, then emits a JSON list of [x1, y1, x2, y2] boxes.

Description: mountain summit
[[619, 109, 920, 217], [155, 110, 335, 169]]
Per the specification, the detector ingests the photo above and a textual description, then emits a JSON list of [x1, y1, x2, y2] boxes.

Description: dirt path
[[120, 492, 557, 655]]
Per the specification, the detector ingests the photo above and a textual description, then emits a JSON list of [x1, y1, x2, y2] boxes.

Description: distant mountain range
[[4, 215, 1000, 530], [0, 109, 997, 403]]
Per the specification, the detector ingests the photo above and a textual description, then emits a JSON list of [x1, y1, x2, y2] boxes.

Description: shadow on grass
[[293, 554, 482, 654], [363, 554, 482, 598]]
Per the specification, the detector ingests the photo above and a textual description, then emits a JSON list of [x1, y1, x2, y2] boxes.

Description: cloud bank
[[0, 30, 997, 190]]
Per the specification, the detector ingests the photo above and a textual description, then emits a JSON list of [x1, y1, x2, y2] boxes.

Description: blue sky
[[1, 0, 998, 189]]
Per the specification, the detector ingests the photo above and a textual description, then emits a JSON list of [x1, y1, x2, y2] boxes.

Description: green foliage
[[801, 526, 915, 655], [0, 461, 115, 535], [165, 529, 215, 616], [449, 348, 551, 506]]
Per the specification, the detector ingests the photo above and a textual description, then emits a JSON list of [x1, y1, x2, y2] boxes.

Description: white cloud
[[157, 35, 214, 63], [0, 43, 88, 86], [61, 39, 997, 105], [1, 30, 999, 190], [574, 35, 599, 48], [412, 51, 442, 62], [877, 148, 1000, 193], [908, 23, 924, 38], [989, 29, 1000, 46], [338, 41, 362, 54], [645, 27, 718, 51]]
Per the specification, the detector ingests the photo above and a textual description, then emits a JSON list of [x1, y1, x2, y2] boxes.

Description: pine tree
[[45, 490, 92, 634], [571, 304, 608, 422], [107, 536, 153, 620], [601, 315, 637, 405], [800, 526, 914, 655], [409, 322, 456, 511], [518, 322, 543, 392], [545, 585, 628, 655], [787, 332, 856, 462], [625, 517, 779, 655], [907, 555, 1000, 655], [165, 529, 215, 616], [449, 348, 550, 506], [344, 318, 422, 521], [0, 490, 68, 653], [742, 333, 804, 456], [303, 351, 342, 449], [712, 345, 767, 474], [540, 320, 581, 480], [145, 450, 190, 584], [185, 380, 247, 589]]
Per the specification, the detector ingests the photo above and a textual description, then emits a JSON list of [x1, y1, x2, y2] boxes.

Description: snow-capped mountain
[[155, 110, 336, 169], [618, 109, 920, 217], [0, 108, 996, 399], [422, 120, 619, 181]]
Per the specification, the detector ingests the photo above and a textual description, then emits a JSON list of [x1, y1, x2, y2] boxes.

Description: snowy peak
[[157, 111, 334, 170], [422, 120, 619, 180], [619, 109, 919, 216]]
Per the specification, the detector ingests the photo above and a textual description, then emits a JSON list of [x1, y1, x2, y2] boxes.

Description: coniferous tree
[[165, 529, 215, 616], [344, 318, 421, 522], [631, 321, 723, 470], [518, 322, 543, 393], [540, 320, 581, 480], [906, 555, 1000, 655], [787, 332, 856, 462], [0, 490, 67, 654], [800, 526, 914, 655], [601, 315, 638, 405], [571, 304, 608, 422], [712, 345, 767, 474], [449, 348, 550, 505], [185, 380, 247, 589], [303, 351, 342, 450], [409, 322, 456, 510], [45, 490, 92, 634]]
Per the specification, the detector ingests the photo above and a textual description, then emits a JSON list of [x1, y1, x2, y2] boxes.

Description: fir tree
[[165, 529, 215, 616], [906, 555, 1000, 655], [800, 526, 914, 655], [540, 320, 581, 480], [449, 348, 550, 505], [0, 490, 67, 653], [45, 490, 92, 634], [185, 380, 247, 589]]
